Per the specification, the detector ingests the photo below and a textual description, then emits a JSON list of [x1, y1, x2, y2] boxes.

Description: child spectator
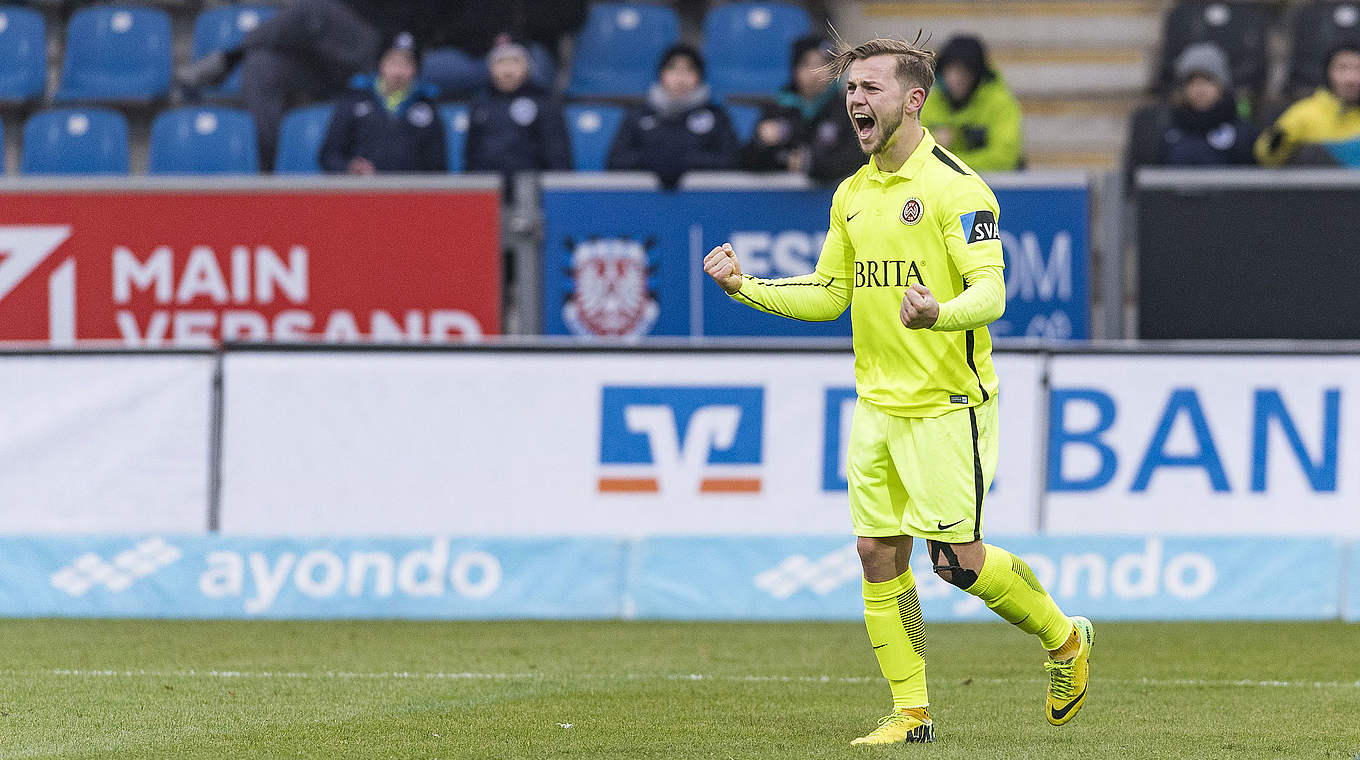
[[1256, 42, 1360, 166], [464, 38, 572, 177], [319, 33, 447, 174], [607, 45, 740, 188], [920, 36, 1023, 172], [1133, 43, 1257, 167], [739, 36, 863, 183]]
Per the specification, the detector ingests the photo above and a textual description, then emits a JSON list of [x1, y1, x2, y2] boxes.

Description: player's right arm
[[701, 181, 855, 322]]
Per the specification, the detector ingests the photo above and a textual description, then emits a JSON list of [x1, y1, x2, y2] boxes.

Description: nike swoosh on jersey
[[872, 643, 888, 650], [847, 210, 862, 222], [1049, 686, 1087, 720], [936, 518, 966, 531]]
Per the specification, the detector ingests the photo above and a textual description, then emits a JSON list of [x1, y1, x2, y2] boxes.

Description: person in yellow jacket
[[1256, 43, 1360, 166], [920, 36, 1023, 172]]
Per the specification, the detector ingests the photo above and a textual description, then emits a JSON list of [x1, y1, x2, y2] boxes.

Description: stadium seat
[[439, 103, 469, 172], [274, 103, 333, 174], [703, 2, 813, 98], [148, 107, 258, 175], [565, 103, 624, 171], [0, 7, 46, 103], [1157, 2, 1268, 94], [1287, 2, 1360, 94], [191, 5, 279, 98], [725, 102, 763, 144], [56, 5, 172, 103], [21, 108, 130, 175], [567, 3, 681, 97]]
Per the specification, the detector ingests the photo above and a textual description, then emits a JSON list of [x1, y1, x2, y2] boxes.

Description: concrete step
[[1022, 110, 1129, 151], [840, 0, 1166, 48], [1023, 147, 1121, 170], [999, 60, 1151, 97]]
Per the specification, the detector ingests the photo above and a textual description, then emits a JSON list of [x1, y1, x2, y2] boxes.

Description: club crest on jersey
[[562, 236, 660, 338], [900, 197, 924, 225], [960, 209, 1000, 244]]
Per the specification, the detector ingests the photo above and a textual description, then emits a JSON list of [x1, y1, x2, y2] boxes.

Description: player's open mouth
[[853, 113, 875, 140]]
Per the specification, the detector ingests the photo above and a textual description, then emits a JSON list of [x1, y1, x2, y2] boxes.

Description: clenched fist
[[703, 243, 744, 294], [900, 283, 939, 329]]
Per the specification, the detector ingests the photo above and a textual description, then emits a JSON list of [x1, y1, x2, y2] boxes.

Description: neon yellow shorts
[[847, 395, 998, 542]]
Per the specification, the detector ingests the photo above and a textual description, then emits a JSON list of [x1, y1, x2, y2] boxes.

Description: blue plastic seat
[[22, 108, 130, 175], [567, 3, 680, 96], [274, 103, 333, 174], [56, 5, 172, 103], [0, 7, 46, 102], [191, 5, 278, 98], [725, 103, 763, 144], [703, 2, 813, 98], [565, 103, 624, 171], [439, 103, 469, 172], [148, 107, 258, 174]]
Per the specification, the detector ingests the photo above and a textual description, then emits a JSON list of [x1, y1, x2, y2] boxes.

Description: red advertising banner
[[0, 186, 500, 345]]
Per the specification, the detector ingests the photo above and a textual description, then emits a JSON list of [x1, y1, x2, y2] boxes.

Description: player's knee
[[927, 540, 976, 589], [856, 536, 889, 569]]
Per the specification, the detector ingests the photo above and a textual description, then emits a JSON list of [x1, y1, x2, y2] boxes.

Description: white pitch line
[[3, 669, 1359, 690]]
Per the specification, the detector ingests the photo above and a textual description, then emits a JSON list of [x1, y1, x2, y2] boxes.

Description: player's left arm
[[900, 177, 1006, 331]]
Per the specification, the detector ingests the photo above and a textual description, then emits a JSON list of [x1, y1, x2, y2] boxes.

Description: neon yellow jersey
[[730, 128, 1004, 417]]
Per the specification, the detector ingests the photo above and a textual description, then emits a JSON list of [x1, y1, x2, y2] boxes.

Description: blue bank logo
[[599, 386, 763, 494]]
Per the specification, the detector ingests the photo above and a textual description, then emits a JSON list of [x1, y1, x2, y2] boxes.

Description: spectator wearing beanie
[[920, 36, 1023, 172], [607, 44, 740, 188], [464, 38, 572, 178], [178, 0, 433, 171], [1256, 42, 1360, 166], [1155, 43, 1257, 166], [740, 36, 864, 183], [319, 32, 447, 174]]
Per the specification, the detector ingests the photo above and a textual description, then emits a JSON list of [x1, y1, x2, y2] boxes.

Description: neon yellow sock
[[965, 544, 1073, 651], [863, 569, 927, 709]]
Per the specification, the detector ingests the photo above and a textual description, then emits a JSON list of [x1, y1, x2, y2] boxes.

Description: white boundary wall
[[3, 348, 1357, 537]]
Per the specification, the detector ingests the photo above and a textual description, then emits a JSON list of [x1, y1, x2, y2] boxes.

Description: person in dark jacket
[[465, 38, 572, 176], [740, 36, 864, 183], [607, 44, 739, 188], [1129, 43, 1257, 168], [177, 0, 436, 171], [319, 33, 447, 174]]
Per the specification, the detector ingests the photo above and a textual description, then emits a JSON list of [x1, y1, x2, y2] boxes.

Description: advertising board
[[540, 182, 1088, 339], [0, 185, 500, 346]]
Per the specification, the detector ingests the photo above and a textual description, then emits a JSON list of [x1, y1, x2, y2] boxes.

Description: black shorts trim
[[968, 406, 984, 542]]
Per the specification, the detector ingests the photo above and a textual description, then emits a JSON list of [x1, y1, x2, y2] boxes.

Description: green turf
[[1, 619, 1358, 759]]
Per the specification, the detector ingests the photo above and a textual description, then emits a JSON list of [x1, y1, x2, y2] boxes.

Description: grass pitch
[[1, 619, 1358, 759]]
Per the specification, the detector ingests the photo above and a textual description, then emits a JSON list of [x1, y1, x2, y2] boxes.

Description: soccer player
[[702, 38, 1093, 745]]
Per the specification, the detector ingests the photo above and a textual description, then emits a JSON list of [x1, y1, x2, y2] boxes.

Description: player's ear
[[904, 86, 927, 116]]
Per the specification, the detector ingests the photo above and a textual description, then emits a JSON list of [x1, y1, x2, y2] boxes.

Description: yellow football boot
[[1045, 615, 1094, 726], [850, 707, 935, 745]]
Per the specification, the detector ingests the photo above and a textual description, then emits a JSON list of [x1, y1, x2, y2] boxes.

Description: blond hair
[[824, 33, 936, 95]]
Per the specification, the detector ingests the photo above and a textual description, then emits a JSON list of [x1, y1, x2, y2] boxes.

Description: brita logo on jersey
[[598, 386, 764, 494]]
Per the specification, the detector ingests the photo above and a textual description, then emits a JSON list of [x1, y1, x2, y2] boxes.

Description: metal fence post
[[506, 172, 543, 336]]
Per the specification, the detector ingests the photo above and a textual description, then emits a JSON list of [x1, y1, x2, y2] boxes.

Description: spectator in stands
[[607, 44, 740, 188], [178, 0, 430, 171], [319, 33, 447, 174], [1138, 43, 1258, 167], [1256, 42, 1360, 166], [465, 38, 572, 179], [920, 36, 1023, 171], [739, 36, 864, 183]]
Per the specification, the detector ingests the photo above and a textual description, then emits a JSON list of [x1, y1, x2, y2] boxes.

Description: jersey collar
[[867, 127, 937, 184]]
